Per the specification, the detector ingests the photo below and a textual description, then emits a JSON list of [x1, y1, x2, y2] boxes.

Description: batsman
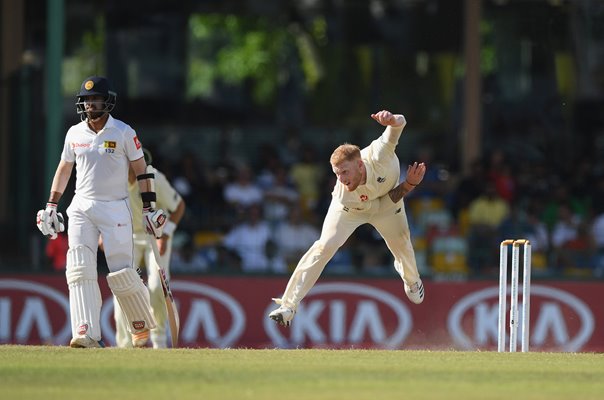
[[36, 76, 166, 347], [113, 148, 185, 348], [270, 110, 426, 327]]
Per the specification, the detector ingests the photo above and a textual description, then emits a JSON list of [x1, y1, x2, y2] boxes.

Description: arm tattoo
[[388, 182, 413, 203]]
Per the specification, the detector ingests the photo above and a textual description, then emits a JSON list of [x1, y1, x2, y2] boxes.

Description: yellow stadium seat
[[194, 231, 223, 247], [429, 235, 469, 275], [409, 197, 445, 220]]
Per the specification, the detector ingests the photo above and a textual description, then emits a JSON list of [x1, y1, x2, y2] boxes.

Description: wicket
[[498, 239, 532, 352]]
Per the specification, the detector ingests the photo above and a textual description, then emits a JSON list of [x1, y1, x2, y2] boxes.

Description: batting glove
[[36, 203, 65, 240], [143, 207, 167, 238]]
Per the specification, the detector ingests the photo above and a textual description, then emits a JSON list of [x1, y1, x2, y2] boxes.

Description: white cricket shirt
[[61, 115, 144, 201], [331, 125, 402, 211]]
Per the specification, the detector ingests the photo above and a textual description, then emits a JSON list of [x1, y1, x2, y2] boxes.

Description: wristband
[[405, 180, 418, 186], [162, 220, 177, 236], [141, 192, 157, 203], [137, 173, 155, 181]]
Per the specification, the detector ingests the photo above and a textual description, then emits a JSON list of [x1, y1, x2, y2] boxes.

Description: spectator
[[290, 144, 324, 217], [550, 202, 593, 273], [499, 204, 550, 271], [542, 184, 588, 232], [223, 164, 263, 212], [499, 205, 547, 248], [486, 149, 516, 203], [592, 210, 604, 251], [556, 221, 596, 272], [452, 158, 487, 219], [466, 181, 510, 274], [405, 146, 449, 201], [255, 143, 283, 190], [272, 208, 320, 272], [171, 152, 205, 208], [551, 202, 582, 249], [524, 207, 550, 254], [171, 238, 211, 273], [314, 173, 338, 221], [222, 205, 275, 272], [170, 151, 224, 232], [262, 166, 300, 227], [591, 209, 604, 277]]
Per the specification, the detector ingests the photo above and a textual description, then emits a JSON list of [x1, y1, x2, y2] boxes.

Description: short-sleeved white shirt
[[331, 126, 402, 211], [61, 115, 144, 201]]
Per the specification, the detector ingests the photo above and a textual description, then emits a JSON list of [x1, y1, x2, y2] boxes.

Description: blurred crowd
[[44, 142, 604, 280]]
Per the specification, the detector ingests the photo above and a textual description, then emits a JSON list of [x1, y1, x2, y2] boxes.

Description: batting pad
[[66, 246, 102, 340], [107, 268, 157, 333]]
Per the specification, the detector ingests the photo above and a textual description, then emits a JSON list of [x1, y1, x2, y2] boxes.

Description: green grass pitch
[[1, 345, 603, 400]]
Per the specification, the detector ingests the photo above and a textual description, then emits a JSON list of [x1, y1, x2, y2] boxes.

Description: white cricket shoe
[[69, 335, 105, 348], [404, 279, 425, 304], [132, 329, 150, 348], [269, 305, 296, 327]]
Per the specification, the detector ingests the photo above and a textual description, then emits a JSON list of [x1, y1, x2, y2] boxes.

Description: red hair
[[330, 143, 360, 166]]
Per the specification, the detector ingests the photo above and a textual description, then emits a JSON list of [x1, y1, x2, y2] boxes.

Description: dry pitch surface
[[1, 345, 602, 400]]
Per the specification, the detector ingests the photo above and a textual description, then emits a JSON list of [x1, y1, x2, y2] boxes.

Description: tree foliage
[[187, 14, 321, 107]]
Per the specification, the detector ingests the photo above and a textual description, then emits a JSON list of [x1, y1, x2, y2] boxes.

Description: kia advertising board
[[0, 275, 602, 352]]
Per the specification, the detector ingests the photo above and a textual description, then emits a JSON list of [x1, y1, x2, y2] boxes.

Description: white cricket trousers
[[66, 195, 134, 272], [65, 195, 134, 342], [114, 236, 173, 348], [279, 194, 420, 309]]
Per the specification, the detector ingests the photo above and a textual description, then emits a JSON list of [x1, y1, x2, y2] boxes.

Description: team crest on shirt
[[133, 136, 142, 150], [360, 194, 368, 202], [103, 141, 116, 154], [377, 176, 386, 183]]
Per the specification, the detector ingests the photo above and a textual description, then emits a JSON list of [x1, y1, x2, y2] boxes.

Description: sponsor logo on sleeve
[[133, 136, 142, 150]]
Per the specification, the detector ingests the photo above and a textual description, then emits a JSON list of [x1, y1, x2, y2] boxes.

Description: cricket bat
[[149, 237, 180, 348]]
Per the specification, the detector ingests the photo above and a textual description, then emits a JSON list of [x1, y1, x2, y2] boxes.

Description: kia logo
[[0, 279, 71, 344], [264, 282, 412, 349], [447, 285, 594, 352], [102, 281, 245, 348]]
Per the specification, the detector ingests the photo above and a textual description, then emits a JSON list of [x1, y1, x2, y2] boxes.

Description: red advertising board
[[0, 275, 601, 352]]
